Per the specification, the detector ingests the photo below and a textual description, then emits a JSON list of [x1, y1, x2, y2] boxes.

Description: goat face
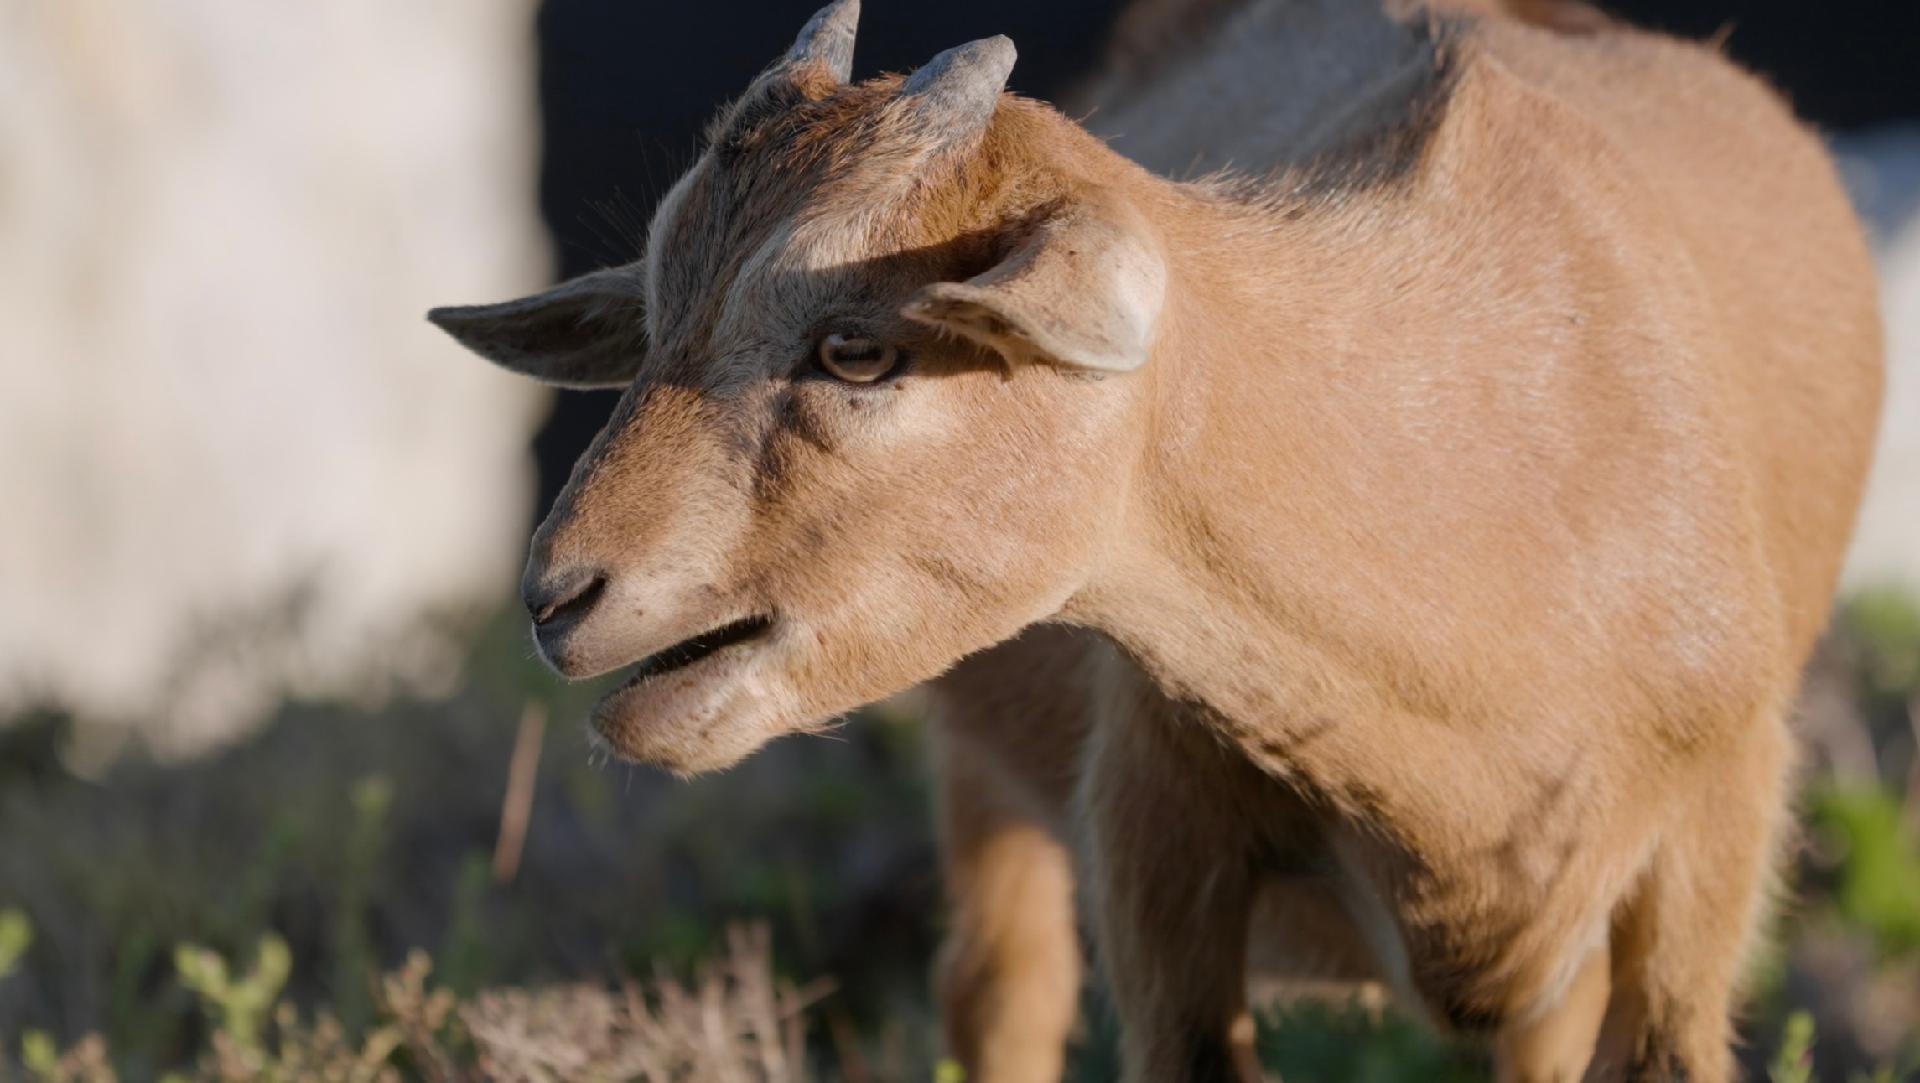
[[430, 2, 1166, 772]]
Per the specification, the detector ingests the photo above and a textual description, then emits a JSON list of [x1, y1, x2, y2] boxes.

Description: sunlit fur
[[433, 1, 1883, 1080]]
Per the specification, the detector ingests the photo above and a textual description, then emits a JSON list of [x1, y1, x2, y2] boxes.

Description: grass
[[0, 601, 1916, 1080], [6, 924, 818, 1083]]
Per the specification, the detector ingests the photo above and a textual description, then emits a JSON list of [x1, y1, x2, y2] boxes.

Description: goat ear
[[427, 267, 646, 389], [901, 198, 1165, 373]]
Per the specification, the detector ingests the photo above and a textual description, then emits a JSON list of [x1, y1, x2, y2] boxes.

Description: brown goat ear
[[427, 267, 646, 389], [902, 198, 1165, 373]]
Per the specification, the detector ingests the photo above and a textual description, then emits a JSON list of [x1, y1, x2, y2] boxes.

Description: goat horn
[[785, 0, 860, 84], [900, 35, 1016, 140]]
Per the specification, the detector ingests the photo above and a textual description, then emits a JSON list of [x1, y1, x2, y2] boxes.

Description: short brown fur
[[431, 2, 1883, 1079]]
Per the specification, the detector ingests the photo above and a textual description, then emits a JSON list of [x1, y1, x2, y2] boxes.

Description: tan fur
[[431, 2, 1883, 1080]]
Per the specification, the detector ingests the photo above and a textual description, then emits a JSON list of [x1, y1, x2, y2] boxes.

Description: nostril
[[527, 571, 608, 628]]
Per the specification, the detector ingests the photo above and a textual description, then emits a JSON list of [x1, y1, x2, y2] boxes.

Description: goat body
[[432, 1, 1883, 1078]]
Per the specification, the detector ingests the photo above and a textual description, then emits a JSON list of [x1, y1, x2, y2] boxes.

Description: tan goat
[[430, 0, 1883, 1079]]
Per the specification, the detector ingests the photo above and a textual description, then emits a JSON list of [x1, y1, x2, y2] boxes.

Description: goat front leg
[[1082, 677, 1266, 1083], [1494, 941, 1611, 1083], [928, 628, 1097, 1083], [932, 728, 1081, 1083]]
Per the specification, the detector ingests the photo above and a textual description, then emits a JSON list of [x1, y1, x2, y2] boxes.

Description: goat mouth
[[620, 615, 773, 686]]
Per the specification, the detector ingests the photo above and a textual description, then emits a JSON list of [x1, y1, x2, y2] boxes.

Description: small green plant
[[20, 1030, 59, 1077], [332, 774, 393, 1033], [1768, 1011, 1815, 1083], [174, 935, 292, 1056], [1764, 1001, 1918, 1083], [0, 908, 31, 979], [1844, 587, 1920, 695], [17, 1031, 113, 1083], [1810, 784, 1920, 956], [436, 852, 494, 995]]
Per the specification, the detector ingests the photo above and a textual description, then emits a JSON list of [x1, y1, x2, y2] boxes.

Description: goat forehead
[[646, 88, 933, 278], [640, 84, 964, 364], [645, 167, 912, 351], [719, 209, 893, 319]]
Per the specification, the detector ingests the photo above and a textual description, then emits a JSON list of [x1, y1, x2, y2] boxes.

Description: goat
[[430, 1, 1882, 1078]]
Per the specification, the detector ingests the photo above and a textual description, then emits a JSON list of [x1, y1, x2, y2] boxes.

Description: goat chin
[[587, 628, 799, 776]]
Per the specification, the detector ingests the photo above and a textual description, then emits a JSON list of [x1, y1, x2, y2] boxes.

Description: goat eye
[[816, 333, 901, 384]]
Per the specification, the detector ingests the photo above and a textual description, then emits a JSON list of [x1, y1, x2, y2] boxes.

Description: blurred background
[[0, 0, 1915, 1079]]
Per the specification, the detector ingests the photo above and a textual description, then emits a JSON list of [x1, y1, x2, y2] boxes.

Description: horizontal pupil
[[833, 342, 882, 361]]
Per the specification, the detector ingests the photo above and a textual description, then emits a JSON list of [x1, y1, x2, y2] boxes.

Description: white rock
[[0, 0, 549, 755]]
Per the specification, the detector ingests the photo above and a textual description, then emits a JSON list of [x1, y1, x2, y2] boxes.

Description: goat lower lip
[[623, 615, 772, 685]]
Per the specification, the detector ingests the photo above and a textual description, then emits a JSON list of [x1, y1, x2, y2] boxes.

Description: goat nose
[[523, 567, 608, 629]]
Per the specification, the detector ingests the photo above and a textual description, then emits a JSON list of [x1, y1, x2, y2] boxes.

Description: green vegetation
[[5, 928, 810, 1083], [1254, 1002, 1484, 1083], [1809, 786, 1920, 957], [0, 603, 1915, 1080], [1772, 1013, 1819, 1083], [1844, 588, 1920, 697], [175, 936, 293, 1059], [0, 913, 28, 982]]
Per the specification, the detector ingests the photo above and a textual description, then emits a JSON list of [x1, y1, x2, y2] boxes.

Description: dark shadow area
[[1603, 0, 1920, 130]]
